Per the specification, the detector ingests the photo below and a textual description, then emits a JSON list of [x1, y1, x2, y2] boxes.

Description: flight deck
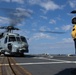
[[0, 54, 76, 75], [10, 55, 76, 75]]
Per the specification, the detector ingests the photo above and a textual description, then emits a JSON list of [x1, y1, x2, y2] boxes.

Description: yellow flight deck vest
[[71, 25, 76, 39]]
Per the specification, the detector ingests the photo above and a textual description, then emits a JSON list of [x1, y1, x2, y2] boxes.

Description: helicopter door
[[8, 35, 16, 51], [4, 36, 9, 52], [4, 36, 12, 51]]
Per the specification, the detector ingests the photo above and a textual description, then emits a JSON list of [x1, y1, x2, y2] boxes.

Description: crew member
[[71, 24, 76, 54]]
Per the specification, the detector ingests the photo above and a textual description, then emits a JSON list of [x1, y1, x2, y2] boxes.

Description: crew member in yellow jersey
[[71, 24, 76, 54]]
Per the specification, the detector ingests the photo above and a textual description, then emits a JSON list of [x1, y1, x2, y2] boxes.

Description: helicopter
[[0, 25, 29, 56], [0, 7, 31, 56]]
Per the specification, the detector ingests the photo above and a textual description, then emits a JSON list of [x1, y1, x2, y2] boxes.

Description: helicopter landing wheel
[[0, 52, 1, 55], [20, 53, 24, 57], [1, 50, 5, 54]]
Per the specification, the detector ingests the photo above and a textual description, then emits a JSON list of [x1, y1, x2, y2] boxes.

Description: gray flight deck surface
[[11, 55, 76, 75]]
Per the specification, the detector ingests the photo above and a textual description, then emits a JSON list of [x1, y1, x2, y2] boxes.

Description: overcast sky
[[0, 0, 76, 54]]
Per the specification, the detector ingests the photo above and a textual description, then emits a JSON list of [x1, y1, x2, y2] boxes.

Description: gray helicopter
[[0, 25, 29, 56], [0, 7, 32, 56]]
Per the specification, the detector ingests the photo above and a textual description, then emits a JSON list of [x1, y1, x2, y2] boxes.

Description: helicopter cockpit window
[[4, 37, 7, 43], [16, 37, 21, 42], [20, 36, 27, 43], [9, 36, 16, 42]]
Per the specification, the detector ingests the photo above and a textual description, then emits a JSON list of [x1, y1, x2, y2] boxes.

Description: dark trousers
[[74, 39, 76, 54]]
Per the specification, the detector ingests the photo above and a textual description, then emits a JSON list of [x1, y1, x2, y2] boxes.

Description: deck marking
[[33, 57, 72, 63], [0, 57, 76, 66], [16, 61, 76, 65], [16, 62, 65, 65], [0, 61, 76, 66]]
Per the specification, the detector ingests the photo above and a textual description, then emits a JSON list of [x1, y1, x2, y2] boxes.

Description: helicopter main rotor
[[39, 30, 65, 34], [0, 26, 19, 32]]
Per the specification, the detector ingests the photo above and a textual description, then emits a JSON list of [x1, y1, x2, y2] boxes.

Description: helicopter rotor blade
[[39, 30, 65, 34], [7, 26, 19, 30], [71, 10, 76, 14], [0, 26, 6, 29]]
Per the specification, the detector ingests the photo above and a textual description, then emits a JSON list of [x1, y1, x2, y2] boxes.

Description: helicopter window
[[20, 36, 27, 42], [4, 37, 7, 43], [16, 37, 21, 42], [9, 36, 16, 42]]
